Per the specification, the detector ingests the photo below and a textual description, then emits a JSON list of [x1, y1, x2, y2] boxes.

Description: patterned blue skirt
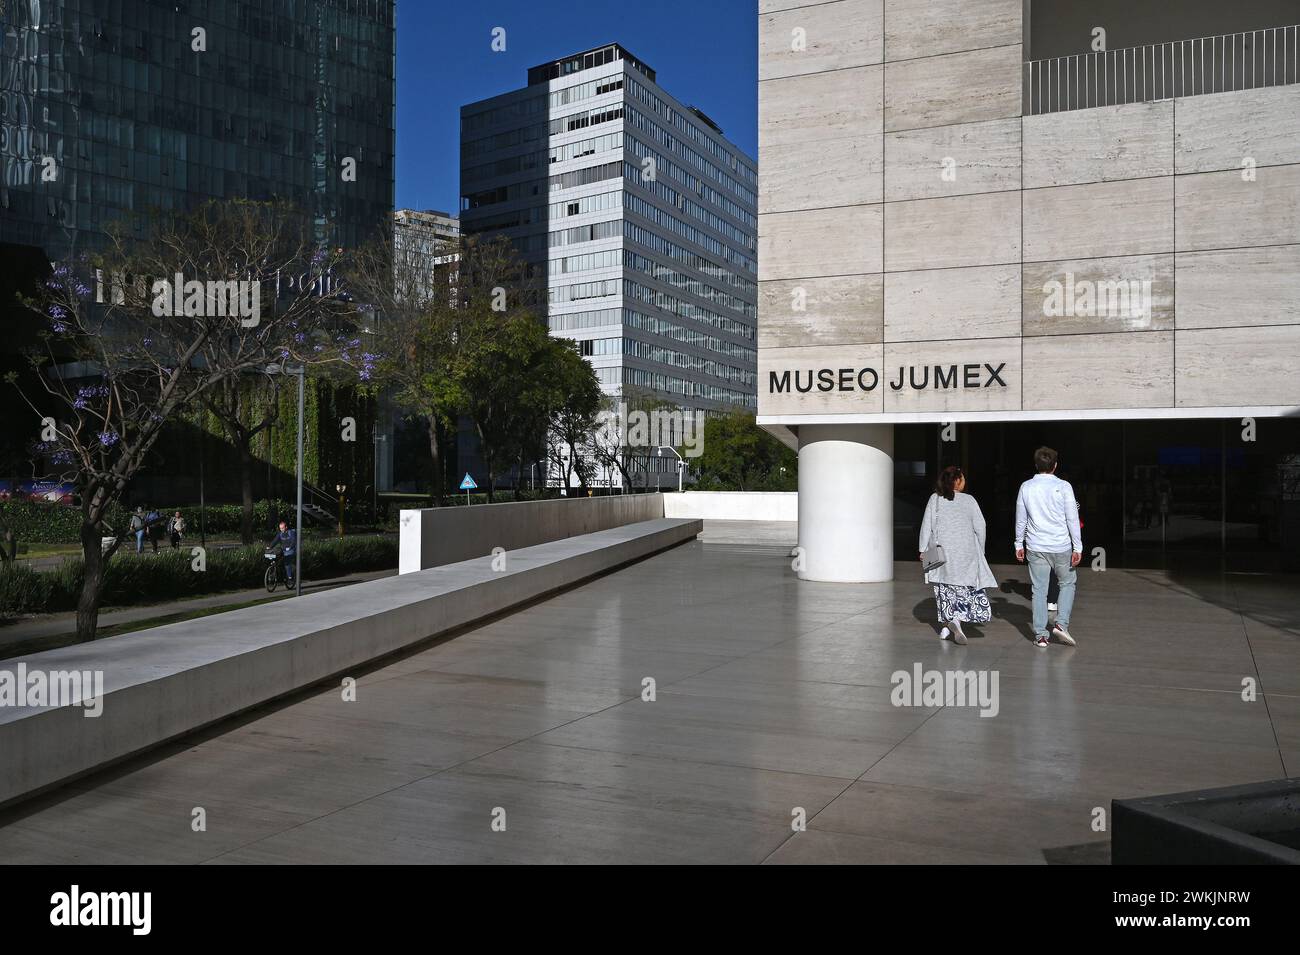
[[934, 583, 992, 624]]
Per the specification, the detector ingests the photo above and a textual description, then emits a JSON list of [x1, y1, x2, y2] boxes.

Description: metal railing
[[1025, 24, 1299, 115]]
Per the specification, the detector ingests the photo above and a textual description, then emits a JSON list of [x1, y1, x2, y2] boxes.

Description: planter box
[[399, 493, 664, 574], [1112, 778, 1300, 864]]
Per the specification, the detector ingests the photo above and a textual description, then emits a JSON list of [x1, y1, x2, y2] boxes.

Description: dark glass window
[[0, 0, 395, 262]]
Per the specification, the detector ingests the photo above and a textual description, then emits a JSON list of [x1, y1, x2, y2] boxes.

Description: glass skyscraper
[[0, 0, 395, 262]]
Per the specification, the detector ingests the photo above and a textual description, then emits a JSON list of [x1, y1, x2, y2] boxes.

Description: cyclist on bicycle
[[273, 519, 297, 586]]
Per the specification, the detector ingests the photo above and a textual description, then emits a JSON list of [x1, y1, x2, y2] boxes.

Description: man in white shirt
[[1014, 446, 1083, 649]]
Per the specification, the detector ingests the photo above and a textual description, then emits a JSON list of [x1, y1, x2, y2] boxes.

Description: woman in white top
[[918, 466, 997, 645]]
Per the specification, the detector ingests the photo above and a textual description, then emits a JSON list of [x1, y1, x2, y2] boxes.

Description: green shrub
[[0, 501, 123, 545], [165, 500, 296, 536], [0, 562, 58, 614], [298, 535, 398, 578], [0, 534, 397, 617], [0, 499, 391, 547]]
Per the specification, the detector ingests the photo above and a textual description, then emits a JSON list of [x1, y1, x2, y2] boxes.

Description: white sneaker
[[1047, 602, 1058, 612], [950, 619, 968, 645], [1050, 623, 1076, 646], [939, 626, 951, 640]]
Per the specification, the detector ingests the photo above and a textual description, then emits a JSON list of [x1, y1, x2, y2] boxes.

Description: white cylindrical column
[[797, 424, 894, 582]]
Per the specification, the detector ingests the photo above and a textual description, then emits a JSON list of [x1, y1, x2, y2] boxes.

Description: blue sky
[[395, 0, 758, 214]]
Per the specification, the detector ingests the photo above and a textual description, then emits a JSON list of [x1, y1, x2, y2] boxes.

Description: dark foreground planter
[[1113, 778, 1300, 864]]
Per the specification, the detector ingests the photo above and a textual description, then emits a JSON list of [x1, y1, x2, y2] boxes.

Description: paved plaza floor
[[1, 524, 1295, 863]]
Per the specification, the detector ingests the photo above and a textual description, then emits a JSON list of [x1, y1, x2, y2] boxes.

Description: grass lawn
[[14, 543, 83, 560]]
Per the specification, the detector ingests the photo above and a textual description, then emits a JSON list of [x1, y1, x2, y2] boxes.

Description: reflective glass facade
[[0, 0, 394, 261]]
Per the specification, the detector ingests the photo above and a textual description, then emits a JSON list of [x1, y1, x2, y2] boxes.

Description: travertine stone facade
[[757, 0, 1300, 423]]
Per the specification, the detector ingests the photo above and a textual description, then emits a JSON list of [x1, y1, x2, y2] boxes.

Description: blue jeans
[[135, 529, 144, 553], [1028, 550, 1075, 637], [283, 552, 295, 582]]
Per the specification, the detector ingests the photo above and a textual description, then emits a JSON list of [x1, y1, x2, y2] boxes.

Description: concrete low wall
[[399, 493, 665, 574], [0, 517, 701, 809], [663, 491, 798, 522]]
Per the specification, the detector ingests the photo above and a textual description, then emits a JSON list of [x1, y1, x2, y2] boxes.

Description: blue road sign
[[459, 473, 478, 491]]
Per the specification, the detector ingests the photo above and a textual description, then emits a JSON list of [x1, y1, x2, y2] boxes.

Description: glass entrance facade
[[896, 418, 1300, 571]]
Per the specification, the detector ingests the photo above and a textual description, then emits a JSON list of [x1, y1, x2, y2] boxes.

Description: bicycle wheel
[[264, 563, 277, 593]]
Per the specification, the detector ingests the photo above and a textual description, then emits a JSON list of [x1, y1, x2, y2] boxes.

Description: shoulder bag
[[921, 495, 946, 572]]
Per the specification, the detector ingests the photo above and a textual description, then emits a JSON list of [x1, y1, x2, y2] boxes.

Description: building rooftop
[[527, 42, 655, 85]]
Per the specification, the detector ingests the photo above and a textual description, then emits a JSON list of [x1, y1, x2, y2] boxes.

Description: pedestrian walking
[[168, 511, 185, 549], [919, 465, 997, 645], [1015, 447, 1083, 649]]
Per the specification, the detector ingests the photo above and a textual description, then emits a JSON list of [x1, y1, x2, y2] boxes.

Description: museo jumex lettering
[[768, 363, 1007, 394]]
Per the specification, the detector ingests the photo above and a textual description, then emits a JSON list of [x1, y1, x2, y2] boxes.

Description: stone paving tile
[[0, 540, 1293, 863]]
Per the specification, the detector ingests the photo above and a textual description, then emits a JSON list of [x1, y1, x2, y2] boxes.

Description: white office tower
[[460, 44, 758, 489]]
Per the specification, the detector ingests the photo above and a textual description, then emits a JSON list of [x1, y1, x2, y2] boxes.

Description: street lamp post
[[655, 446, 685, 493], [372, 432, 384, 524], [197, 409, 207, 549], [267, 362, 305, 597]]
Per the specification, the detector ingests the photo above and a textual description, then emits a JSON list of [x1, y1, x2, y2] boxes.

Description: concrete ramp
[[0, 517, 700, 809]]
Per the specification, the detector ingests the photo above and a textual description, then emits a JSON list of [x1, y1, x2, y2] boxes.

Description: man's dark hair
[[1034, 446, 1058, 473]]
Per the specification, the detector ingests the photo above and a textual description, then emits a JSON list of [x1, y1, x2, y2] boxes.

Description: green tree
[[545, 340, 604, 493], [13, 200, 353, 641], [348, 234, 535, 502], [692, 411, 798, 491], [454, 312, 585, 501], [203, 373, 280, 544]]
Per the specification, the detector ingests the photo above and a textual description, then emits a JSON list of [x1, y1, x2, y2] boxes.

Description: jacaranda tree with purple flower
[[11, 200, 357, 641]]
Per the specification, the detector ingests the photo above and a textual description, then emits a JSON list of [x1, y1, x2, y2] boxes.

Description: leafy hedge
[[0, 535, 397, 616], [147, 500, 299, 537], [0, 501, 128, 545], [0, 499, 393, 546]]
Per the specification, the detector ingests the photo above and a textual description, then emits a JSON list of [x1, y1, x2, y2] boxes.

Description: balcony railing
[[1024, 24, 1299, 115]]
